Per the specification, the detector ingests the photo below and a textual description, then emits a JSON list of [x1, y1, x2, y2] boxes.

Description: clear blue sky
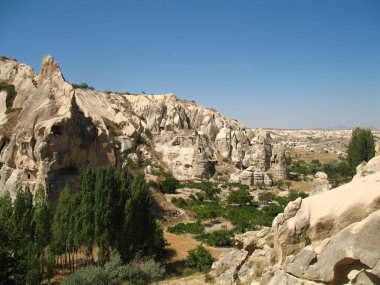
[[1, 0, 379, 129]]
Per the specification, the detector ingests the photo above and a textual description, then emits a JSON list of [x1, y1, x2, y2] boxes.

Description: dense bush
[[190, 202, 225, 220], [185, 246, 213, 272], [225, 206, 262, 232], [288, 157, 354, 187], [221, 182, 249, 191], [72, 82, 95, 90], [167, 220, 204, 235], [62, 255, 165, 285], [171, 197, 188, 208], [258, 192, 276, 203], [196, 230, 234, 247], [179, 181, 220, 200], [227, 189, 252, 205], [347, 128, 375, 170], [322, 160, 354, 187], [160, 173, 180, 194]]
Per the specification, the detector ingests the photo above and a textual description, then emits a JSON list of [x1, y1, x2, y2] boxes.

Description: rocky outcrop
[[310, 171, 331, 196], [230, 133, 286, 186], [353, 155, 380, 181], [0, 56, 116, 204], [213, 155, 380, 284], [0, 56, 287, 200]]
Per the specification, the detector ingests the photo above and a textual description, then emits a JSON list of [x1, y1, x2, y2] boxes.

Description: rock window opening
[[21, 142, 28, 154], [51, 125, 63, 135]]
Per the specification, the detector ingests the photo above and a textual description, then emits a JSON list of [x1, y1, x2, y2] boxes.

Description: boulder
[[213, 169, 380, 285], [310, 171, 331, 196], [353, 155, 380, 181]]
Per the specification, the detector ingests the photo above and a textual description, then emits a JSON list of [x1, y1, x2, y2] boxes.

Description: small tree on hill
[[185, 245, 213, 272], [347, 128, 375, 170]]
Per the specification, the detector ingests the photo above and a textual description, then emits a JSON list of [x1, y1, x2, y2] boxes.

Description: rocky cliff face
[[0, 56, 286, 201], [212, 154, 380, 285]]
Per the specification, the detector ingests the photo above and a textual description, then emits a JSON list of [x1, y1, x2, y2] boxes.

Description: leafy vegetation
[[62, 255, 165, 285], [72, 82, 95, 90], [227, 188, 252, 205], [347, 128, 375, 170], [171, 181, 309, 234], [185, 246, 213, 272], [322, 160, 354, 187], [0, 166, 165, 284], [196, 230, 234, 247], [179, 181, 221, 200], [167, 220, 204, 235], [160, 173, 180, 194], [286, 128, 376, 187], [287, 157, 354, 187]]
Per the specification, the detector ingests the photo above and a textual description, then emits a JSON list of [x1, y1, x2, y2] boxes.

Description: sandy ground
[[290, 148, 339, 163], [163, 232, 225, 263], [155, 273, 208, 285]]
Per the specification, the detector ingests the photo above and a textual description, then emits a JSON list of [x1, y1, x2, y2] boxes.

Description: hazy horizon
[[1, 0, 379, 129]]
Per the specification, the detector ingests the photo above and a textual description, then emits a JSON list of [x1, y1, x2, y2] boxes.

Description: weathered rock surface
[[213, 155, 380, 284], [310, 171, 331, 196], [0, 56, 286, 201], [353, 155, 380, 181]]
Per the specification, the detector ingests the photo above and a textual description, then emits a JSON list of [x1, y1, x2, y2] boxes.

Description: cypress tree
[[0, 191, 13, 284], [121, 171, 164, 261], [79, 167, 96, 261], [33, 185, 53, 282], [52, 186, 73, 269], [347, 128, 375, 170], [94, 165, 120, 265], [12, 186, 35, 285]]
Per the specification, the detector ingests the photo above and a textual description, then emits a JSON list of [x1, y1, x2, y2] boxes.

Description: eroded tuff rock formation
[[0, 55, 286, 201], [212, 154, 380, 285], [310, 171, 332, 196]]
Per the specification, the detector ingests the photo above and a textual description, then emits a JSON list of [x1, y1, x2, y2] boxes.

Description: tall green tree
[[0, 191, 13, 284], [33, 185, 53, 282], [12, 187, 35, 285], [79, 168, 96, 261], [94, 165, 120, 265], [53, 186, 74, 269], [121, 172, 164, 261], [347, 128, 375, 170]]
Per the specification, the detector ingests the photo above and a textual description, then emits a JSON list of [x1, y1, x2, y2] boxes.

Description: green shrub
[[190, 202, 224, 220], [347, 128, 375, 170], [258, 192, 276, 203], [226, 206, 260, 232], [227, 189, 252, 206], [167, 221, 204, 235], [261, 204, 283, 218], [222, 182, 249, 191], [160, 173, 180, 194], [171, 197, 187, 208], [185, 246, 213, 272], [72, 82, 95, 90], [196, 230, 234, 247], [287, 190, 308, 201], [180, 181, 220, 200], [322, 160, 354, 187], [62, 255, 165, 285]]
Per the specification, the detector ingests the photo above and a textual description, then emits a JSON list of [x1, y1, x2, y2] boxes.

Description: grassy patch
[[196, 230, 234, 247], [167, 221, 204, 235]]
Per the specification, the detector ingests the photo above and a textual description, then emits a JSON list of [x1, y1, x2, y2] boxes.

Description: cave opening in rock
[[51, 125, 63, 135]]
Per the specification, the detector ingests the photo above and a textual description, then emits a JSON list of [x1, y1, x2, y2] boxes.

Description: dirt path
[[163, 232, 225, 263], [155, 273, 207, 285]]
